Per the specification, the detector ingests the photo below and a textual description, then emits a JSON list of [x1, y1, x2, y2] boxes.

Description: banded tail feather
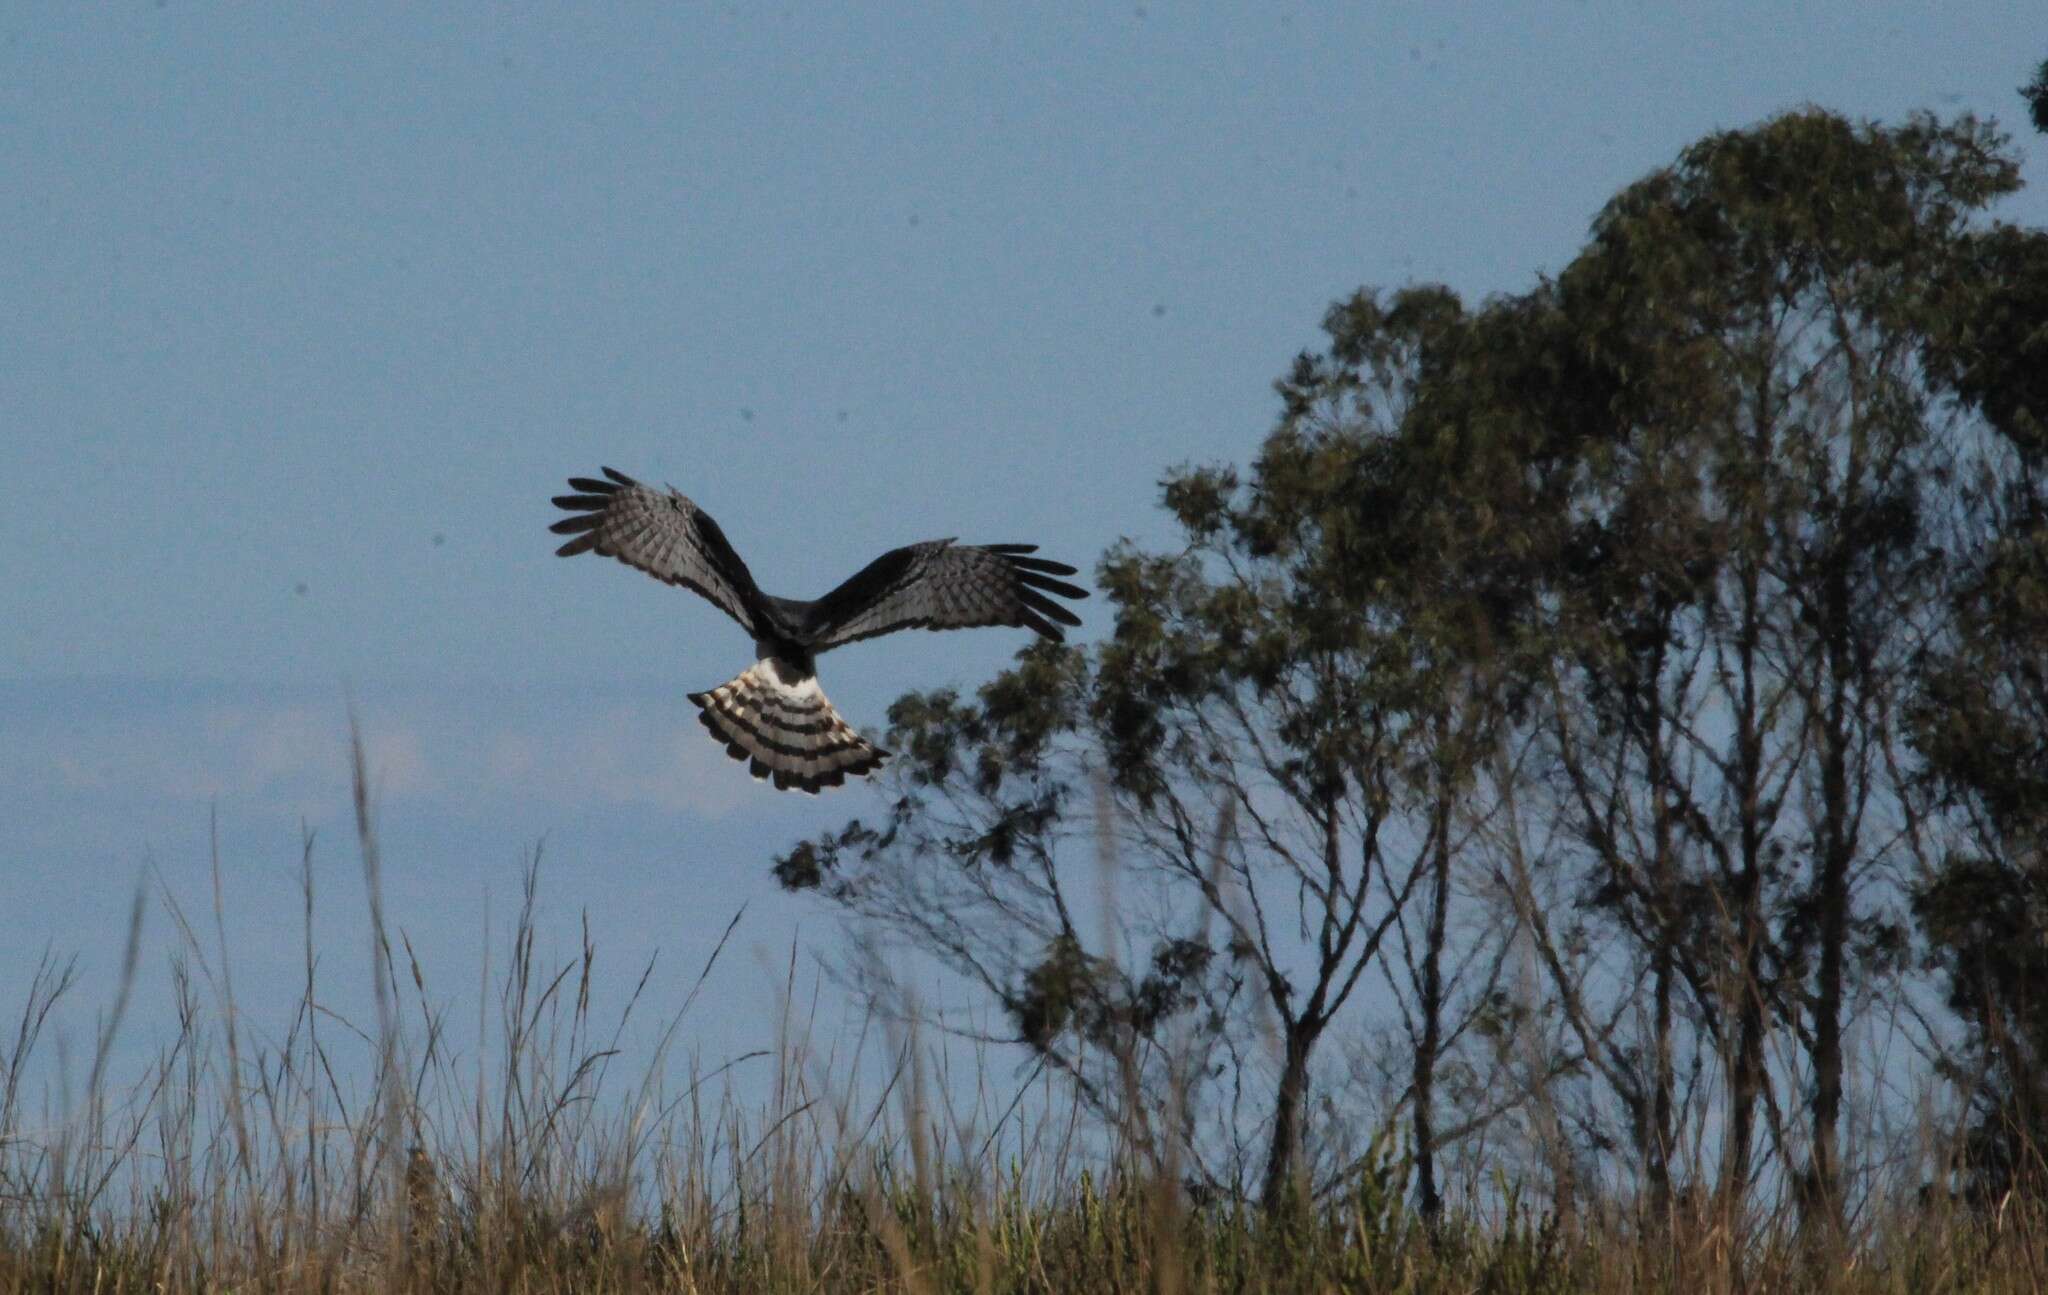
[[686, 658, 886, 793]]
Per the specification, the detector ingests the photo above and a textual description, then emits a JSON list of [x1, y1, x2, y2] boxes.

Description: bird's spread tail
[[687, 660, 886, 793]]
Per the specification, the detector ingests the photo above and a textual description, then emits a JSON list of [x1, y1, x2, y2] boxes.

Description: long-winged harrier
[[550, 467, 1088, 793]]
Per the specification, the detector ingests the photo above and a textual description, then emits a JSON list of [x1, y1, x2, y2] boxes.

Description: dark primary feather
[[548, 468, 768, 634], [801, 539, 1088, 651]]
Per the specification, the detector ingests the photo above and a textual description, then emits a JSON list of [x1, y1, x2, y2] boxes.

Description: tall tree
[[1912, 495, 2048, 1197], [773, 287, 1542, 1210], [1544, 109, 2022, 1231], [1265, 286, 1568, 1217], [1909, 122, 2048, 1196]]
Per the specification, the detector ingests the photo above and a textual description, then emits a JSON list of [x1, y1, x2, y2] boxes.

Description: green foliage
[[1923, 224, 2048, 458], [1014, 932, 1102, 1046], [1912, 503, 2048, 1195]]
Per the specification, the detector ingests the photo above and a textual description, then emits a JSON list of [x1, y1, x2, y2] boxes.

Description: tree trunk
[[1804, 550, 1856, 1237], [1412, 795, 1454, 1222], [1642, 653, 1677, 1218], [1720, 555, 1769, 1226], [1723, 892, 1766, 1217], [1807, 843, 1847, 1231], [1262, 1023, 1316, 1211], [1648, 928, 1674, 1215]]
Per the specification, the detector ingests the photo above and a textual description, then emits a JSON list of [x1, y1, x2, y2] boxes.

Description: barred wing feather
[[805, 540, 1087, 651], [549, 467, 766, 634]]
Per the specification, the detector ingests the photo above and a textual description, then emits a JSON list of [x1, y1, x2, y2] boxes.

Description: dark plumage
[[549, 467, 1087, 792]]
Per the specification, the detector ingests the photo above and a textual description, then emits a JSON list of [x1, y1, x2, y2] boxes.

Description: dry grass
[[4, 730, 2047, 1293]]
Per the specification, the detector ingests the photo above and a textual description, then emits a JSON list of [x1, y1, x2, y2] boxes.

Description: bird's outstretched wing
[[549, 467, 767, 635], [803, 540, 1088, 652]]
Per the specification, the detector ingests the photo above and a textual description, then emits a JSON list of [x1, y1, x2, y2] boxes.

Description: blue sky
[[5, 4, 2046, 1105]]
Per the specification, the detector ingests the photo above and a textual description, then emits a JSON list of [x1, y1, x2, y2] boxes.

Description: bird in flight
[[550, 467, 1088, 793]]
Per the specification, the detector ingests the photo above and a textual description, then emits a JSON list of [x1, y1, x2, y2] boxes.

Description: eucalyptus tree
[[1907, 88, 2048, 1194], [1253, 286, 1571, 1216], [1911, 481, 2048, 1197], [773, 287, 1548, 1212], [1538, 109, 2025, 1231]]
